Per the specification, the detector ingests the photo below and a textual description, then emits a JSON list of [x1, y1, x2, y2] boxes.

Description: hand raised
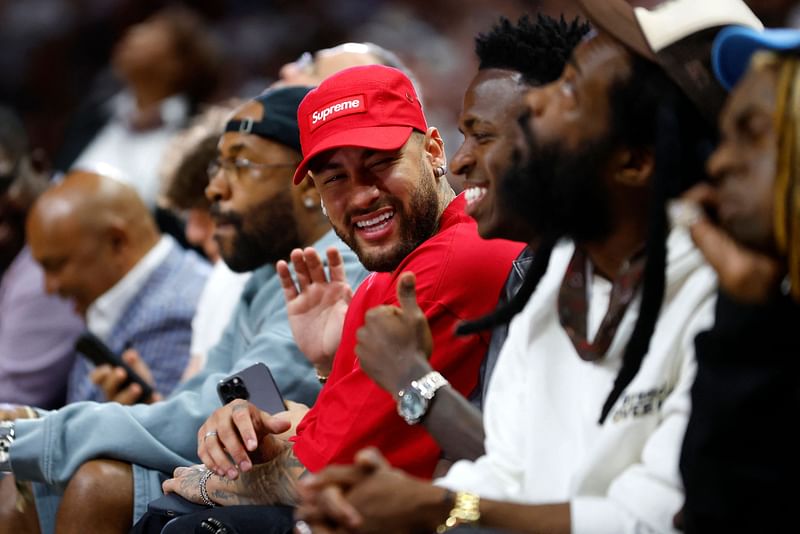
[[277, 247, 353, 374], [355, 272, 434, 393]]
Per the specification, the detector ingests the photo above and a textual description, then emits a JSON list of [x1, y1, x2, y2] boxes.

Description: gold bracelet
[[436, 491, 480, 533]]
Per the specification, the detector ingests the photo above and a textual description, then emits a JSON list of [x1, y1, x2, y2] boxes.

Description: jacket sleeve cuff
[[9, 417, 48, 482]]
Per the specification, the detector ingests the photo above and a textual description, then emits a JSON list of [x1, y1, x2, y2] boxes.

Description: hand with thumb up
[[355, 271, 435, 394]]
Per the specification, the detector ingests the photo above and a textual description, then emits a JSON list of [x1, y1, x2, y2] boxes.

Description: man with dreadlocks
[[291, 1, 763, 533], [352, 14, 589, 464], [677, 25, 800, 533]]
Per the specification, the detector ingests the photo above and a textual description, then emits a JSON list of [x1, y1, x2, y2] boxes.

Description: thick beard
[[214, 189, 302, 273], [500, 120, 615, 243], [332, 175, 440, 272]]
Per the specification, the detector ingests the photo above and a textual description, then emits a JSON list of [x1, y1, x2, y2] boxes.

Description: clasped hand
[[295, 447, 443, 534]]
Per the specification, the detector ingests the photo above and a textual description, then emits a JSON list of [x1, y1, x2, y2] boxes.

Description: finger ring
[[204, 431, 218, 441]]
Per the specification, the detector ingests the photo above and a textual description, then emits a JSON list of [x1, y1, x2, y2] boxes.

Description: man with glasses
[[0, 87, 368, 534]]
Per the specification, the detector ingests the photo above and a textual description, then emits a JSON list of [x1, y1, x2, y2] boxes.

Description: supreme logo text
[[310, 95, 366, 130]]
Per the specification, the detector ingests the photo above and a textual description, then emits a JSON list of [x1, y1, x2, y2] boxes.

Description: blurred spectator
[[158, 102, 251, 379], [26, 170, 210, 403], [2, 1, 561, 195], [53, 4, 222, 209], [0, 106, 84, 409], [275, 42, 413, 88], [746, 0, 800, 26]]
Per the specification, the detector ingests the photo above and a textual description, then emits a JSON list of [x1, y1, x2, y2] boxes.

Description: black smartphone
[[74, 332, 154, 402], [217, 362, 286, 414]]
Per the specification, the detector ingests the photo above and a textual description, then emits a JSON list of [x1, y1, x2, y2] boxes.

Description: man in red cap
[[158, 64, 524, 530]]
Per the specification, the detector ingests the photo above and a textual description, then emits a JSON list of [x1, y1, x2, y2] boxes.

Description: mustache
[[209, 204, 243, 227]]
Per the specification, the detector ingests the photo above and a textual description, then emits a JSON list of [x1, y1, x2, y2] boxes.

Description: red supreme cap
[[293, 64, 427, 184]]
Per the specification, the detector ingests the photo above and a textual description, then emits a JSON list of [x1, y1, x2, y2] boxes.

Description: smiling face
[[206, 101, 304, 272], [501, 32, 631, 242], [309, 130, 444, 272], [452, 68, 533, 241], [706, 61, 778, 252]]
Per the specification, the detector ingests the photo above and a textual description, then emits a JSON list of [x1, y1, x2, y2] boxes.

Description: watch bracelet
[[412, 370, 449, 399]]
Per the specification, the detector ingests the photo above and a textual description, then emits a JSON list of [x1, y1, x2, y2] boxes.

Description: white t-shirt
[[72, 92, 189, 208]]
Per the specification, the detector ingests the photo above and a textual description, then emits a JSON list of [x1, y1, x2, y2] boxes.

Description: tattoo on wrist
[[212, 442, 303, 506]]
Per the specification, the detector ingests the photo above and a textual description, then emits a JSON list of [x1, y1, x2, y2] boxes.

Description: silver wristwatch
[[0, 421, 15, 472], [396, 371, 449, 425]]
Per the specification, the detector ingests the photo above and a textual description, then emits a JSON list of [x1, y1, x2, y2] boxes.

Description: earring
[[320, 199, 328, 217], [433, 165, 447, 178], [303, 196, 315, 209]]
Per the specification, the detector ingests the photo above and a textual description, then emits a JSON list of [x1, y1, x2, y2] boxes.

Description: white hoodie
[[438, 226, 717, 534]]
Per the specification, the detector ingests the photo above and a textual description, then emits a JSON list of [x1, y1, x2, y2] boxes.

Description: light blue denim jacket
[[10, 230, 368, 530]]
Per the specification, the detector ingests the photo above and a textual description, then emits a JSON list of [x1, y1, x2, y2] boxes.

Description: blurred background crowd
[[1, 0, 584, 176], [0, 0, 797, 176]]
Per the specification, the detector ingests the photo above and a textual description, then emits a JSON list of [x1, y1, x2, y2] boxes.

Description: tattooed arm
[[162, 441, 307, 506]]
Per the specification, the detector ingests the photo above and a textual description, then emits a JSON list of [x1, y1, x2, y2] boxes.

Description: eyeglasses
[[207, 158, 299, 182]]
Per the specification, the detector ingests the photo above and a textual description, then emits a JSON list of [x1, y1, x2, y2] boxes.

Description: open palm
[[278, 246, 354, 372]]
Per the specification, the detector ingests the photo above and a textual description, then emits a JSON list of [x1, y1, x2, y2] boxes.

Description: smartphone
[[74, 332, 154, 402], [217, 362, 286, 414]]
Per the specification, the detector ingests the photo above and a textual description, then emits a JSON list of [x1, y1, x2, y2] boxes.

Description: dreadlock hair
[[599, 55, 716, 423], [759, 51, 800, 302], [475, 14, 591, 86]]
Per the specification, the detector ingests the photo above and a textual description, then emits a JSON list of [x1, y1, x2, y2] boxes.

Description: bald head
[[27, 171, 161, 315], [31, 170, 156, 236], [276, 42, 413, 89]]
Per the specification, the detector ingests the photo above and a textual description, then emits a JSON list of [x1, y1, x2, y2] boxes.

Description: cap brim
[[577, 0, 657, 61], [293, 125, 413, 185], [713, 26, 800, 90]]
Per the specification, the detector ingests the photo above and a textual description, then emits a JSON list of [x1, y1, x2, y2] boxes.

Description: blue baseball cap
[[713, 26, 800, 91]]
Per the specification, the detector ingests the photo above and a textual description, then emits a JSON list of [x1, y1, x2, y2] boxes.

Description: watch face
[[398, 389, 427, 423]]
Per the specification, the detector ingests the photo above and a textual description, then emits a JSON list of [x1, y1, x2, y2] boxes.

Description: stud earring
[[433, 165, 447, 178], [303, 196, 315, 209]]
